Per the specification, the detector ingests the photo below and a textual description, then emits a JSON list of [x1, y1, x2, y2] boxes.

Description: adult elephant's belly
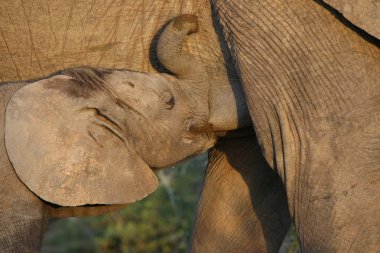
[[0, 0, 229, 83]]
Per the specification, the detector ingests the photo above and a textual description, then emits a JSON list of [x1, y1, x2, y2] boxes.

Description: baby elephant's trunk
[[157, 14, 210, 132]]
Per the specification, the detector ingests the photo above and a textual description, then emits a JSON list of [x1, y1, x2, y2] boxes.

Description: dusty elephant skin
[[0, 1, 252, 251], [0, 12, 252, 252], [0, 84, 127, 252], [0, 0, 249, 131], [0, 14, 224, 252], [213, 0, 380, 252], [0, 1, 379, 253]]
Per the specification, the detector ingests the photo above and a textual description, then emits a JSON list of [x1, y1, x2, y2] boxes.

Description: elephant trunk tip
[[157, 14, 206, 80], [172, 14, 199, 34]]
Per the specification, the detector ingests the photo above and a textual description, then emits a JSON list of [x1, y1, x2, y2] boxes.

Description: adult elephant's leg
[[213, 0, 380, 252], [191, 135, 291, 253]]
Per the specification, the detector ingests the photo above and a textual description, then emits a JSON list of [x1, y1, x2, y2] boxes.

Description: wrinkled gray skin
[[206, 0, 380, 252], [0, 1, 379, 253]]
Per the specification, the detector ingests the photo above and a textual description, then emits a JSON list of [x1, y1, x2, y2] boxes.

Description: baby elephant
[[5, 15, 216, 207]]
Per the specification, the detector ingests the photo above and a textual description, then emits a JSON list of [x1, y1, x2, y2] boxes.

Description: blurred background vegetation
[[41, 154, 300, 253]]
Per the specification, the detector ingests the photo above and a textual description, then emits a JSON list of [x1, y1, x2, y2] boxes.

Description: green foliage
[[42, 155, 207, 253], [279, 225, 301, 253], [41, 217, 98, 253], [286, 226, 301, 253]]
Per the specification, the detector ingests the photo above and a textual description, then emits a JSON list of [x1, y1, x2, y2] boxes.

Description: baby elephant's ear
[[5, 75, 158, 206]]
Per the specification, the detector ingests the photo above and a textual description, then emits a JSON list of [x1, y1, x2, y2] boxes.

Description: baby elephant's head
[[5, 15, 216, 208], [5, 67, 215, 208], [60, 67, 215, 168]]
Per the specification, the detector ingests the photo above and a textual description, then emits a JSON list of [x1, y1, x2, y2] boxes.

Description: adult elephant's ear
[[5, 74, 158, 206]]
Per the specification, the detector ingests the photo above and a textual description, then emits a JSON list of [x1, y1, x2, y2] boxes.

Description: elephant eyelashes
[[161, 91, 174, 109], [124, 81, 135, 88]]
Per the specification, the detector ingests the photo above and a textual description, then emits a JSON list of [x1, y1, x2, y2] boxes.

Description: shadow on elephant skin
[[149, 19, 174, 74], [223, 136, 292, 252]]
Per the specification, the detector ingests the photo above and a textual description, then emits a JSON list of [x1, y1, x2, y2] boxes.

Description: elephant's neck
[[0, 82, 26, 167], [0, 82, 27, 164], [0, 82, 26, 128], [0, 82, 47, 253]]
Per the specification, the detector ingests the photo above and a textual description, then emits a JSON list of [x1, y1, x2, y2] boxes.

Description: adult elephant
[[0, 1, 379, 253], [191, 0, 379, 252]]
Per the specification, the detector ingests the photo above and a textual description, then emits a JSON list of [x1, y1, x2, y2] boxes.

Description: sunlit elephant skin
[[0, 13, 243, 252], [0, 0, 249, 131], [5, 15, 224, 208], [0, 2, 253, 252], [212, 0, 380, 252], [0, 0, 379, 252], [191, 135, 291, 253]]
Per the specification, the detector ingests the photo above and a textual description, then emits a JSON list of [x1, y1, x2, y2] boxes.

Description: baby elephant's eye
[[161, 91, 174, 109]]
